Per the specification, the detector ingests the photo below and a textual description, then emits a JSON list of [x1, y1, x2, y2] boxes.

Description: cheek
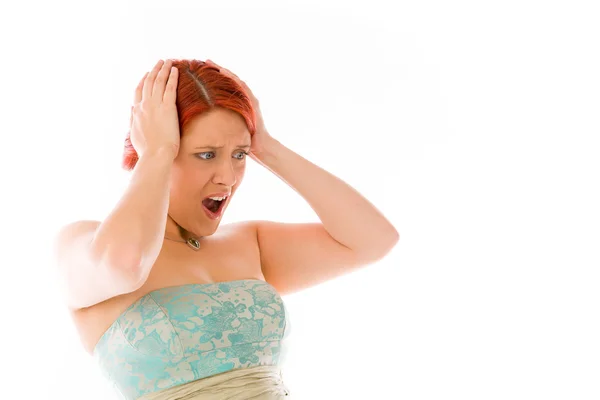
[[234, 163, 247, 185], [172, 164, 211, 188]]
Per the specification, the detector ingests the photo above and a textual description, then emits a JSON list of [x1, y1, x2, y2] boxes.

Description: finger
[[129, 106, 133, 127], [163, 66, 179, 104], [206, 59, 227, 73], [134, 72, 148, 104], [206, 59, 243, 86], [152, 59, 173, 99], [142, 60, 164, 100], [216, 64, 240, 80], [215, 63, 234, 77], [210, 64, 240, 84], [205, 60, 221, 72]]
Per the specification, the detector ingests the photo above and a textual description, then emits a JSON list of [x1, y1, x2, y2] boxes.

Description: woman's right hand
[[130, 59, 181, 159]]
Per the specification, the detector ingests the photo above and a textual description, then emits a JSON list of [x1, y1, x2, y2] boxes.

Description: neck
[[165, 213, 191, 240]]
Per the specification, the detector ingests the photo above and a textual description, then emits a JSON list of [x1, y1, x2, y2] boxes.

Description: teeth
[[208, 195, 227, 201]]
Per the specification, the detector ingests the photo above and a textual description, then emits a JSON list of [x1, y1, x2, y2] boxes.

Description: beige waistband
[[137, 365, 290, 400]]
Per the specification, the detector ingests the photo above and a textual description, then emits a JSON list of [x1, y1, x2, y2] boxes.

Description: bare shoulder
[[53, 219, 132, 312], [214, 220, 262, 273], [218, 220, 259, 240], [53, 220, 100, 245], [56, 219, 101, 232], [52, 219, 101, 272]]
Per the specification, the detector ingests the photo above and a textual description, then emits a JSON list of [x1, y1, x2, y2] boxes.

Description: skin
[[65, 59, 400, 355], [153, 57, 401, 297], [165, 107, 252, 240]]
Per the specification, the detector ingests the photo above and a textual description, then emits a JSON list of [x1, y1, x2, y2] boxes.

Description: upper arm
[[52, 220, 140, 310], [254, 221, 393, 296]]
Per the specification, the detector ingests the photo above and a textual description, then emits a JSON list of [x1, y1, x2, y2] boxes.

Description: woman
[[53, 58, 399, 399]]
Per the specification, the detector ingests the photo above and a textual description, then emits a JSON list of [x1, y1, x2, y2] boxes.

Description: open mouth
[[202, 195, 228, 215]]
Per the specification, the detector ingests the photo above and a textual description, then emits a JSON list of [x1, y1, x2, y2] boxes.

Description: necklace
[[164, 235, 201, 250], [165, 214, 201, 250]]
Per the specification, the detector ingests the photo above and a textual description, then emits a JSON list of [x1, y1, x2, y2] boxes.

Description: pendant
[[186, 237, 200, 250]]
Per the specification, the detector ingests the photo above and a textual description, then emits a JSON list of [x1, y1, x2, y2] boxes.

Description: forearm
[[254, 137, 399, 257], [92, 147, 175, 285]]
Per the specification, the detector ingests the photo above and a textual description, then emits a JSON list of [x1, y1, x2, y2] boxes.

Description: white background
[[1, 0, 599, 399]]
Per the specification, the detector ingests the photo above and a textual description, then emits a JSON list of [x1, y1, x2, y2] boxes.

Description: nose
[[211, 158, 237, 187]]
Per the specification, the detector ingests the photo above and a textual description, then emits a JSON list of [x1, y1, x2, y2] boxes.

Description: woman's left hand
[[205, 59, 272, 160]]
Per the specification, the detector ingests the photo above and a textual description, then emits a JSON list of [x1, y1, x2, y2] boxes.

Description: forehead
[[182, 107, 250, 146]]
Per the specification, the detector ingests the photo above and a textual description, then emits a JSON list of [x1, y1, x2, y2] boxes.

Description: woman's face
[[168, 107, 251, 237]]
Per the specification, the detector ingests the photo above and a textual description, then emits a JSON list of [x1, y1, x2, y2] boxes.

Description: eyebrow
[[194, 144, 251, 149]]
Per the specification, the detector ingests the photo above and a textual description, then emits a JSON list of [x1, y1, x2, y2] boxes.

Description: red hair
[[122, 59, 257, 171]]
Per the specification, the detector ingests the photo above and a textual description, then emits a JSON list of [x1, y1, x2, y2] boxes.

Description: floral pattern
[[93, 279, 290, 399]]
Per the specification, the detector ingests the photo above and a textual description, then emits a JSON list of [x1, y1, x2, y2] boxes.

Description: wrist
[[142, 145, 178, 162], [253, 136, 283, 166], [136, 147, 177, 171]]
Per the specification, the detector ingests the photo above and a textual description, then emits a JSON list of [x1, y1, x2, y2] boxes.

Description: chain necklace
[[165, 215, 202, 250], [164, 235, 201, 250]]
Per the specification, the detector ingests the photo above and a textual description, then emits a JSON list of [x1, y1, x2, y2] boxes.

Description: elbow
[[99, 247, 147, 294], [392, 228, 400, 246], [379, 223, 400, 253], [380, 229, 400, 257], [356, 227, 400, 262]]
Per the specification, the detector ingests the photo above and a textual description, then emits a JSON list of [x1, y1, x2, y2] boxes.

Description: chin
[[193, 213, 226, 237], [199, 222, 221, 237]]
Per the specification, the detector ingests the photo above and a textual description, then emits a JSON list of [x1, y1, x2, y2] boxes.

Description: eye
[[234, 151, 248, 160], [196, 152, 215, 160]]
